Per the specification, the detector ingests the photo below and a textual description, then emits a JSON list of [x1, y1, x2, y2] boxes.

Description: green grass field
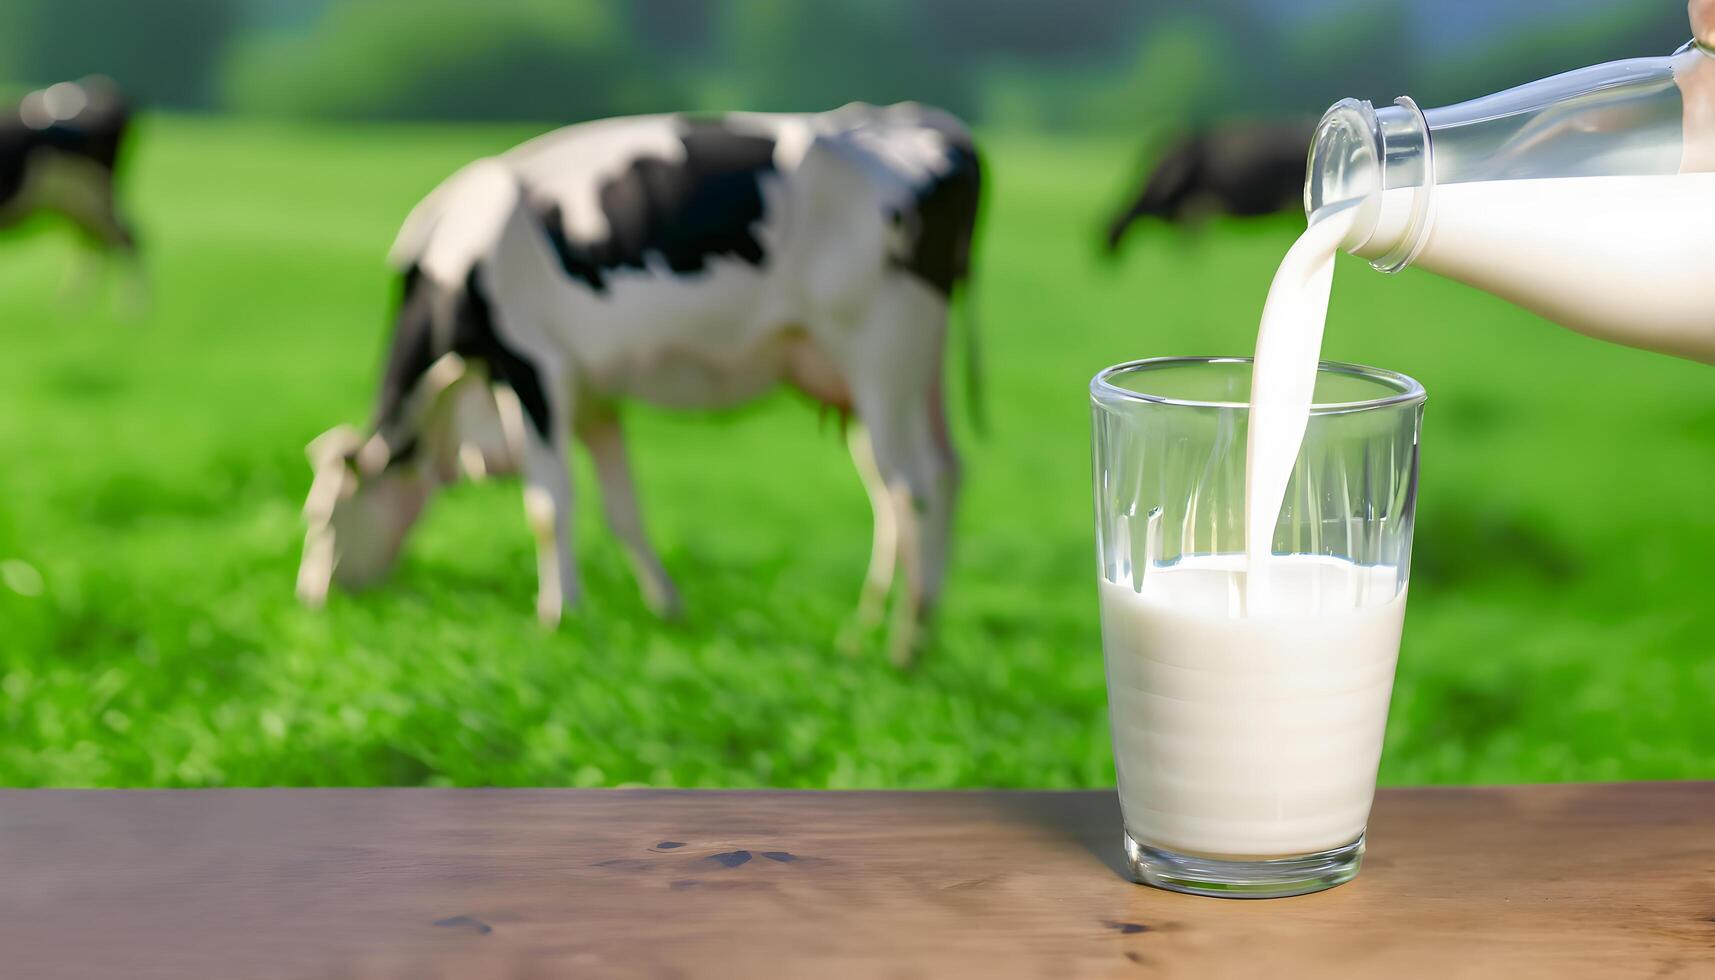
[[1, 117, 1711, 788]]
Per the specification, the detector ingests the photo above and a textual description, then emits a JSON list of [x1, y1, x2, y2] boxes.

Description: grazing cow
[[1, 78, 137, 262], [297, 104, 981, 663], [1105, 119, 1312, 252]]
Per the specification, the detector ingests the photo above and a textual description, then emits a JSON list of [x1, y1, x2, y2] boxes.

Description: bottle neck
[[1304, 97, 1435, 273], [1307, 41, 1705, 272]]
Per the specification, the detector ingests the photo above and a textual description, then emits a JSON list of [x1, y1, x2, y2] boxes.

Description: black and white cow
[[1, 78, 137, 261], [1105, 119, 1311, 252], [297, 104, 981, 663]]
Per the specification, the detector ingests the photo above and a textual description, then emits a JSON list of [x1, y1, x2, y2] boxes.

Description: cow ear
[[306, 425, 363, 467]]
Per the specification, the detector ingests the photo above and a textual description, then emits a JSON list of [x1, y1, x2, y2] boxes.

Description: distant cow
[[1105, 119, 1311, 252], [297, 105, 981, 663], [1, 78, 137, 261]]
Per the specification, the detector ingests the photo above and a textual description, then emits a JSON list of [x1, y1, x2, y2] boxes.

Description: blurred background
[[1, 1, 1709, 788], [0, 0, 1696, 130]]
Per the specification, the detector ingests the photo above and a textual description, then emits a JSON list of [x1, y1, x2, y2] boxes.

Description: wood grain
[[1, 784, 1711, 978]]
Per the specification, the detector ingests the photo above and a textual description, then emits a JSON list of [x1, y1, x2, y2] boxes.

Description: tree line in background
[[0, 0, 1688, 131]]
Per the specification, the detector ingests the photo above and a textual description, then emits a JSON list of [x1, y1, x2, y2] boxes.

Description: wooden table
[[2, 784, 1711, 978]]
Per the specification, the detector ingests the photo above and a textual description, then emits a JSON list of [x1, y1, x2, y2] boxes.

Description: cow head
[[296, 348, 490, 607], [295, 349, 521, 607], [295, 424, 434, 607], [1134, 143, 1202, 223]]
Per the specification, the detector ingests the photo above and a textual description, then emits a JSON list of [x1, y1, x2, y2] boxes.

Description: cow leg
[[845, 284, 960, 666], [451, 380, 517, 480], [855, 399, 947, 667], [496, 376, 579, 626], [60, 164, 136, 257], [56, 246, 101, 305], [88, 185, 146, 319], [846, 424, 898, 628], [114, 248, 148, 320], [46, 159, 143, 314], [920, 376, 960, 610], [578, 412, 682, 620], [866, 393, 958, 667]]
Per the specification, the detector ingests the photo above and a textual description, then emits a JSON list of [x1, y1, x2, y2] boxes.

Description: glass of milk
[[1090, 356, 1425, 898]]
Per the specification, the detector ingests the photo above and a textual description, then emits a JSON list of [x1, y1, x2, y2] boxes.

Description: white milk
[[1358, 173, 1715, 364], [1243, 207, 1356, 610], [1100, 204, 1394, 859], [1100, 555, 1405, 857]]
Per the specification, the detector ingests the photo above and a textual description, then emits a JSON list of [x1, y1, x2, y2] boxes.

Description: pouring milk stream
[[1252, 36, 1715, 606], [1105, 38, 1715, 865]]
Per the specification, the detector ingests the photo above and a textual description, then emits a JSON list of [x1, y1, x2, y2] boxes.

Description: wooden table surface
[[2, 784, 1711, 979]]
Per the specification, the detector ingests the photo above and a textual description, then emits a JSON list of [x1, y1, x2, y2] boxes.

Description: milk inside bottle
[[1307, 39, 1715, 363]]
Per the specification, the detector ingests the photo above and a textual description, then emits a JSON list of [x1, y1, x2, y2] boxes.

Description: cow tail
[[956, 277, 986, 439], [954, 143, 986, 440]]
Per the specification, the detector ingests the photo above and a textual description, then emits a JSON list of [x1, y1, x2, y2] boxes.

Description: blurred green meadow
[[0, 117, 1710, 788]]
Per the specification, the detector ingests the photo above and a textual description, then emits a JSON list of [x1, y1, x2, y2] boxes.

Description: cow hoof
[[887, 629, 920, 669], [855, 588, 888, 630], [886, 604, 938, 668], [643, 583, 684, 622], [835, 619, 870, 658], [834, 614, 920, 667], [536, 599, 570, 628]]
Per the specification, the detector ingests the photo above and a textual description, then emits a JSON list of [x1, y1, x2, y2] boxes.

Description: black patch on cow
[[381, 436, 420, 472], [537, 203, 606, 292], [536, 118, 776, 293], [374, 264, 439, 437], [453, 269, 552, 439], [1, 82, 132, 232], [0, 123, 32, 211], [892, 139, 982, 296], [373, 264, 553, 455]]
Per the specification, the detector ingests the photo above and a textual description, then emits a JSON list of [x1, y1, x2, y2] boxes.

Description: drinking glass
[[1090, 356, 1425, 898]]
